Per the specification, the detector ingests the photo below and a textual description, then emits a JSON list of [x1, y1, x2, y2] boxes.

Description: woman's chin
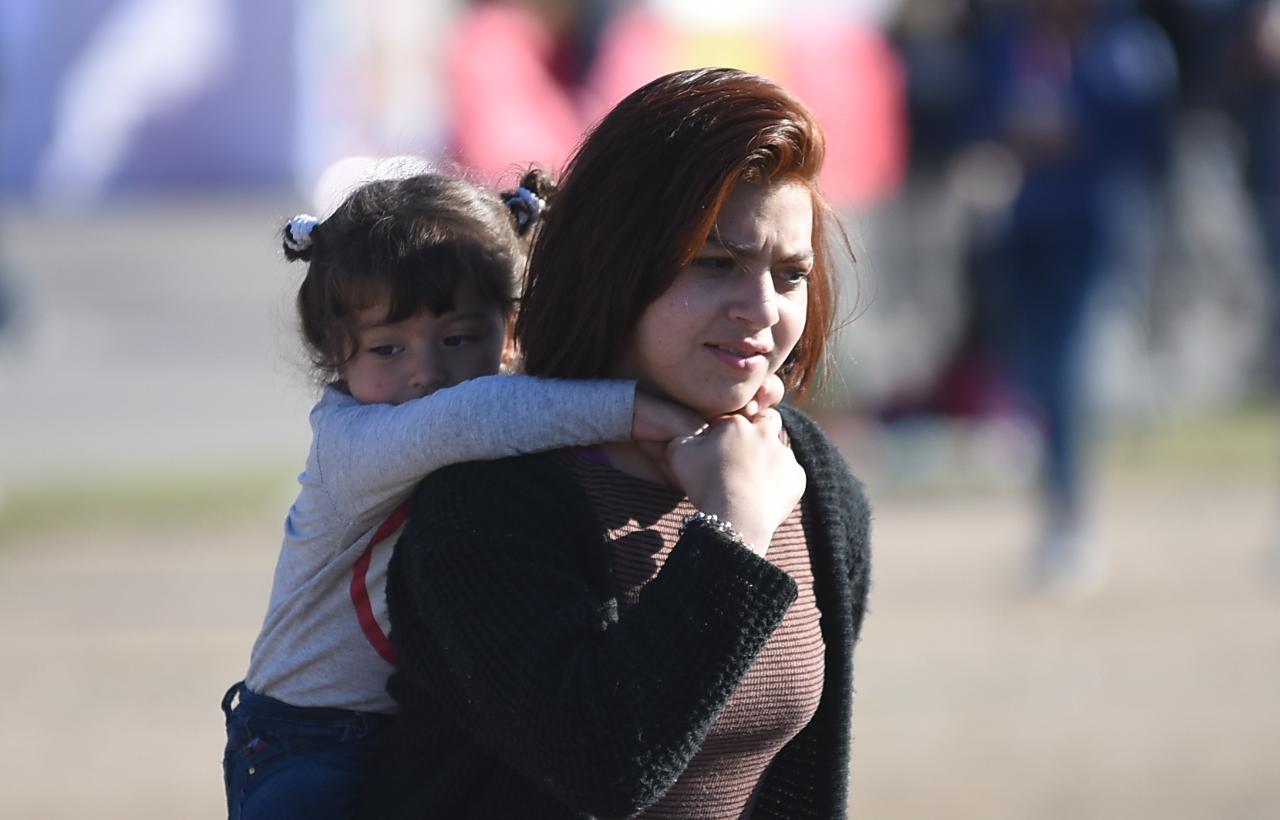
[[686, 386, 760, 419]]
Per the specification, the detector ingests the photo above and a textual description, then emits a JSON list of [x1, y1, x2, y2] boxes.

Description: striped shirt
[[565, 448, 825, 818]]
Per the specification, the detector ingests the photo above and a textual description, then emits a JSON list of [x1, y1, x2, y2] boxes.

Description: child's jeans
[[221, 681, 394, 820]]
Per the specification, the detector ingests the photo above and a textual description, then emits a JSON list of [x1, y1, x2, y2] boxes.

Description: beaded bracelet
[[681, 511, 752, 550]]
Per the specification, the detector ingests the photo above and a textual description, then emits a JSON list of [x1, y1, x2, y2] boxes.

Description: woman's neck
[[600, 441, 677, 486]]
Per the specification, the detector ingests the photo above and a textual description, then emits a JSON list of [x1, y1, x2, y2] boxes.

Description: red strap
[[349, 501, 409, 667]]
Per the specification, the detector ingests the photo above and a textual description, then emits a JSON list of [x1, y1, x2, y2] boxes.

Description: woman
[[362, 68, 872, 819]]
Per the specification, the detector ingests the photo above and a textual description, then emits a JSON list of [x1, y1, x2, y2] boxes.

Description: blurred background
[[1, 0, 1277, 817]]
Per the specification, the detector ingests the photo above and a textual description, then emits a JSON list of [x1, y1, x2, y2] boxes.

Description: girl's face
[[341, 280, 510, 405], [616, 180, 814, 417]]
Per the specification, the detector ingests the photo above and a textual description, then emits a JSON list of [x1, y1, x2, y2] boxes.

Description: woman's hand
[[741, 373, 785, 418], [666, 408, 806, 557], [632, 378, 787, 487]]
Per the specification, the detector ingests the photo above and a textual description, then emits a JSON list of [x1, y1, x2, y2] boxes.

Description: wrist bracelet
[[682, 511, 752, 550]]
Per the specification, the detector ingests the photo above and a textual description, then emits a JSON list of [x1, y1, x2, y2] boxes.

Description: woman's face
[[616, 180, 814, 417]]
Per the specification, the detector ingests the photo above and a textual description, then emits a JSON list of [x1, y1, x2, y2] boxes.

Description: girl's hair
[[283, 168, 553, 381], [516, 67, 848, 397]]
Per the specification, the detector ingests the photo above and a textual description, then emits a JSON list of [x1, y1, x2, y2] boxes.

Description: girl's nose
[[408, 352, 447, 396]]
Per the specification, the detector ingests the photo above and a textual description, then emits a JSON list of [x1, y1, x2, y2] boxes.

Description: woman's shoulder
[[777, 406, 864, 496], [416, 450, 572, 497], [393, 451, 612, 598], [778, 405, 872, 564], [777, 404, 828, 446], [408, 451, 593, 529]]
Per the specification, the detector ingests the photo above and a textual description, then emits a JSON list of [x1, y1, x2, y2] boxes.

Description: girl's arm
[[387, 455, 798, 817], [314, 375, 635, 519]]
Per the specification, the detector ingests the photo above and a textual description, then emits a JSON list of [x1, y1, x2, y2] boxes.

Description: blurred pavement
[[0, 199, 316, 489], [1, 466, 1277, 819]]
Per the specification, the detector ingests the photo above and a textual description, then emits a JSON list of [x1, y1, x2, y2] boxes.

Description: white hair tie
[[285, 214, 320, 253]]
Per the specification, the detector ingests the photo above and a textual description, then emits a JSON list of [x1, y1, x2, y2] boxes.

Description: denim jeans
[[983, 216, 1106, 519], [221, 681, 394, 820]]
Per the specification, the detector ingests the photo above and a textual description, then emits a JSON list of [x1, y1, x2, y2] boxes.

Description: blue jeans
[[221, 681, 394, 820], [984, 216, 1106, 521]]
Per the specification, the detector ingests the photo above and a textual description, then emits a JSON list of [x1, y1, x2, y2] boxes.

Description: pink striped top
[[564, 449, 825, 818]]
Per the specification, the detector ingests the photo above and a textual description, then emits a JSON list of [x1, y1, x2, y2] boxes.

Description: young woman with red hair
[[362, 67, 873, 819]]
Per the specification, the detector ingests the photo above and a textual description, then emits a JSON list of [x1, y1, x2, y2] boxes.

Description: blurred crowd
[[2, 0, 1279, 590], [882, 0, 1280, 589]]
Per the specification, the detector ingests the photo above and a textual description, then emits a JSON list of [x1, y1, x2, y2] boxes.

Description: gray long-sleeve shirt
[[244, 375, 635, 712]]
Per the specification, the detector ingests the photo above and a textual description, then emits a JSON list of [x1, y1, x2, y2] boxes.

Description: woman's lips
[[705, 343, 769, 370]]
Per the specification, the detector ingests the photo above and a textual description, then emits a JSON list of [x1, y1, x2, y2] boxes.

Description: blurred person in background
[[1233, 2, 1280, 387], [960, 0, 1177, 592], [1228, 0, 1280, 566], [361, 68, 872, 819], [880, 0, 1009, 425], [1143, 0, 1280, 564], [1143, 0, 1280, 387], [892, 0, 984, 179], [445, 0, 906, 206], [445, 0, 621, 180]]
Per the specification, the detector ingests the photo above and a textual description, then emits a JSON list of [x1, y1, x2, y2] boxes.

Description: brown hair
[[516, 67, 846, 396], [284, 168, 554, 382]]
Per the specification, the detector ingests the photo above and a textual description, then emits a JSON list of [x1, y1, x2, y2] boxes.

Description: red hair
[[516, 67, 845, 396]]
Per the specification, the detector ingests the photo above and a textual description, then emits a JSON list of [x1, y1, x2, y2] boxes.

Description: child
[[220, 168, 717, 820]]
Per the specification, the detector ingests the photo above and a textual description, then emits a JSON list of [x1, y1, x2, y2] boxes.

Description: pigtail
[[282, 213, 320, 261], [500, 168, 556, 238]]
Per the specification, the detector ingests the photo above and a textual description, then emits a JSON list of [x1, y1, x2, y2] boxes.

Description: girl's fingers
[[632, 392, 705, 441]]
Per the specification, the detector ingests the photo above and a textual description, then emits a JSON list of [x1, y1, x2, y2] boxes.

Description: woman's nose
[[728, 273, 780, 329]]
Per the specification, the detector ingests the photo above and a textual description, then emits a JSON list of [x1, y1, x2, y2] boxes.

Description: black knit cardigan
[[360, 406, 872, 819]]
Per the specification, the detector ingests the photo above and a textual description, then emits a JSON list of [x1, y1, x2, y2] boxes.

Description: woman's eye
[[692, 256, 738, 274], [369, 344, 403, 357], [774, 269, 811, 292]]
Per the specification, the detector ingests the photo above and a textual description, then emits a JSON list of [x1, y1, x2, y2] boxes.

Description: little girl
[[220, 168, 716, 819]]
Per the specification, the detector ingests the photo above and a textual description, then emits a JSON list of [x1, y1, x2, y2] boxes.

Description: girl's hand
[[666, 409, 806, 557], [631, 376, 786, 488]]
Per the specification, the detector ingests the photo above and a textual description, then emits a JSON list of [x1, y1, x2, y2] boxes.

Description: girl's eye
[[369, 344, 403, 357], [443, 334, 478, 348]]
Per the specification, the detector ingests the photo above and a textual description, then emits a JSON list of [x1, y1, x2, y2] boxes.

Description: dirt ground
[[2, 192, 1277, 818], [1, 455, 1277, 820]]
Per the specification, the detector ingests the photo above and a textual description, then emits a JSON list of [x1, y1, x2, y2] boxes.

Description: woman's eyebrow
[[706, 234, 814, 264], [706, 234, 756, 255]]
